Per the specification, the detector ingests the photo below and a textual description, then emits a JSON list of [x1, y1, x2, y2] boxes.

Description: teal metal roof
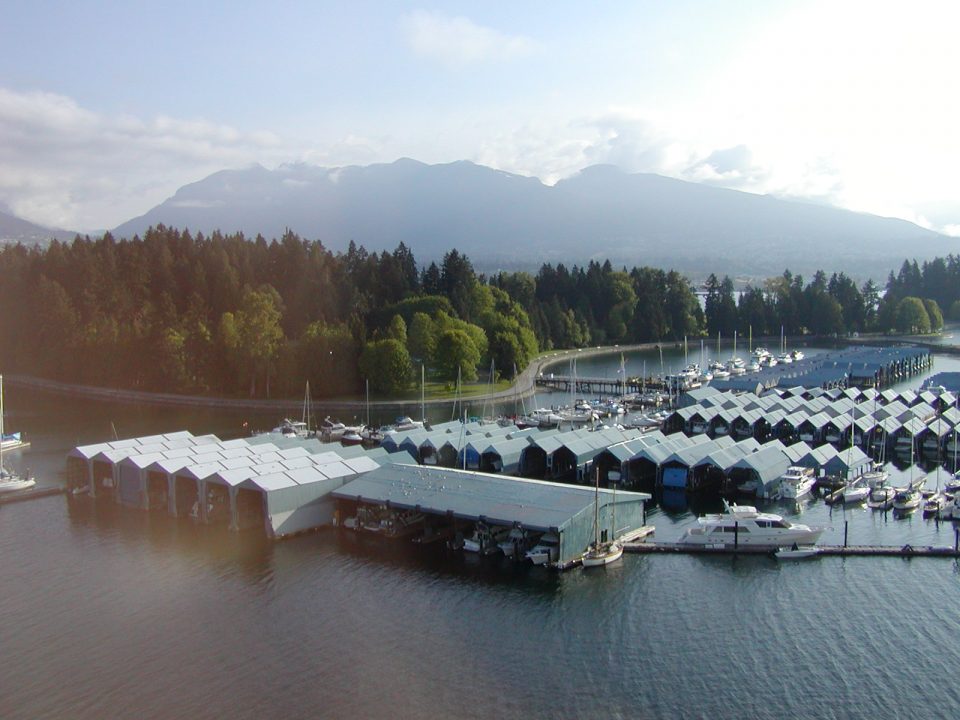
[[332, 464, 650, 532]]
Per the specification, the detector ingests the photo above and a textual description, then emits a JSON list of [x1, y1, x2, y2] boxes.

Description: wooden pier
[[535, 374, 667, 396], [622, 541, 960, 559]]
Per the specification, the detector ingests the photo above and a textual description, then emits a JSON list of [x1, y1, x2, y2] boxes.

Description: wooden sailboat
[[0, 375, 36, 493], [582, 468, 623, 567]]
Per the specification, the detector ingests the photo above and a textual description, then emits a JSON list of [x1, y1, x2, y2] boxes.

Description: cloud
[[400, 10, 536, 65], [0, 87, 284, 231]]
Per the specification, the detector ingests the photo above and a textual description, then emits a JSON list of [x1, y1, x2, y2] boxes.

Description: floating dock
[[624, 542, 960, 559], [0, 485, 65, 505]]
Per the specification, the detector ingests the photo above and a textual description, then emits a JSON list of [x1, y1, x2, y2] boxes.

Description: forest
[[0, 226, 954, 399]]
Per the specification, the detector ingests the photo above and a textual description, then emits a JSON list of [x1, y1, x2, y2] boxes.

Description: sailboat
[[923, 411, 947, 516], [0, 375, 36, 494], [842, 403, 869, 503], [893, 438, 924, 514], [582, 468, 623, 567]]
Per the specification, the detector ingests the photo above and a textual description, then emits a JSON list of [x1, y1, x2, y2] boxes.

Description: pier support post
[[844, 520, 849, 548], [955, 527, 958, 553], [734, 521, 739, 551]]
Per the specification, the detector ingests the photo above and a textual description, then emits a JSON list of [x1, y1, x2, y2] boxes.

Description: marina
[[4, 346, 960, 720]]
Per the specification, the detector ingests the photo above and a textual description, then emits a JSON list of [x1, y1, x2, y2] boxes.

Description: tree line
[[0, 226, 955, 399], [699, 262, 951, 339]]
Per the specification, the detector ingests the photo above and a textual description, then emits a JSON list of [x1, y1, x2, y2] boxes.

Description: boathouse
[[726, 444, 792, 498], [332, 464, 651, 569]]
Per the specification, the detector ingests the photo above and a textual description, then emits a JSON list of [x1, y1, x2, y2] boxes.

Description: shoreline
[[2, 343, 656, 413], [6, 333, 956, 413]]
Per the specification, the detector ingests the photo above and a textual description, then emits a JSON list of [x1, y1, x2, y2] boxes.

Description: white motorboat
[[774, 545, 821, 560], [677, 502, 825, 548], [790, 350, 805, 361], [257, 417, 310, 438], [779, 466, 816, 500], [392, 416, 425, 432], [463, 524, 511, 554], [498, 527, 527, 558], [842, 479, 870, 504], [525, 532, 560, 566], [0, 375, 35, 494]]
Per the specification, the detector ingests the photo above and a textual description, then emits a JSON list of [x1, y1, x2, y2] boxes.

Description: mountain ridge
[[102, 158, 958, 277]]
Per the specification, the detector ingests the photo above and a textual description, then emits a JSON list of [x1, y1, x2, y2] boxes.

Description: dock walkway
[[623, 542, 960, 559]]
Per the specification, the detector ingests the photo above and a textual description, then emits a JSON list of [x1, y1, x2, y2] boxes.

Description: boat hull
[[582, 542, 623, 567], [0, 477, 36, 493]]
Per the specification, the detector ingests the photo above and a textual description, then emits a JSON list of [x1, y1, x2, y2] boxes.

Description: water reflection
[[64, 495, 277, 587]]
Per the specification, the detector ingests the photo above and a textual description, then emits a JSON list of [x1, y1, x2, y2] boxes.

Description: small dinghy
[[774, 545, 821, 560]]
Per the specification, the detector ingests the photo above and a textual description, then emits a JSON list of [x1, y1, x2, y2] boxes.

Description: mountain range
[[113, 159, 954, 279], [5, 159, 955, 279]]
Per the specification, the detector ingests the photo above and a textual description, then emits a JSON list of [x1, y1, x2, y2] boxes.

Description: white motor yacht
[[779, 466, 816, 500], [677, 502, 824, 548]]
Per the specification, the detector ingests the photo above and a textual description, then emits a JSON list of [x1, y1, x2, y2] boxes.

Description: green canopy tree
[[407, 312, 437, 364], [222, 285, 285, 396], [359, 338, 412, 395], [923, 298, 944, 332], [386, 314, 408, 344], [895, 296, 931, 334], [433, 328, 482, 382]]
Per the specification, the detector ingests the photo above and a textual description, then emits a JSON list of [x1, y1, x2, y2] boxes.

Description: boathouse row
[[665, 384, 959, 457], [65, 428, 654, 568]]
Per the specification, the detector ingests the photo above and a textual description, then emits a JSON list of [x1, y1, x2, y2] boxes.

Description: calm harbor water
[[4, 348, 960, 719]]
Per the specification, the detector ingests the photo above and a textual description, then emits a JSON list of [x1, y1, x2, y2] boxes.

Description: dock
[[624, 542, 960, 559], [536, 374, 667, 396], [0, 485, 65, 505]]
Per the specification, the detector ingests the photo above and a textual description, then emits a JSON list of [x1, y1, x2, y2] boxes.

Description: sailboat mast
[[594, 465, 601, 546], [0, 374, 4, 473], [612, 476, 617, 542], [421, 363, 425, 424]]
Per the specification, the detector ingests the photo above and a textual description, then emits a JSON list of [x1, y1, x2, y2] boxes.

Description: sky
[[2, 0, 959, 235]]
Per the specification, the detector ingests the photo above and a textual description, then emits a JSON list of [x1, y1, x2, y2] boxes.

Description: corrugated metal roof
[[732, 445, 792, 482], [333, 464, 650, 532]]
